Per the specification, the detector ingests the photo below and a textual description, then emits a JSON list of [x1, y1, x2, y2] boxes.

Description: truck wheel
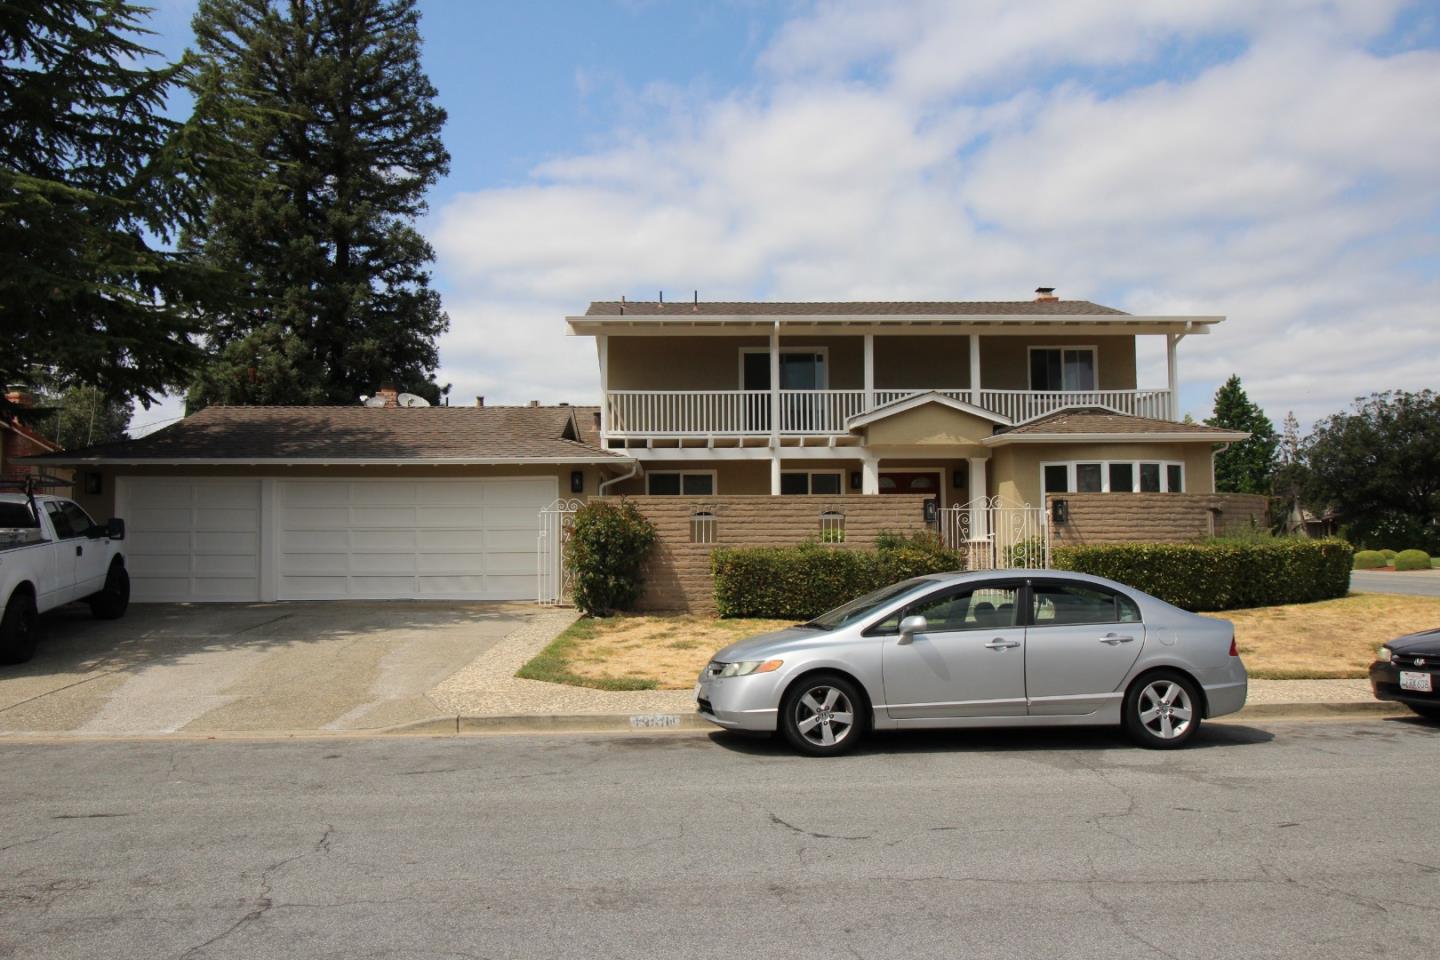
[[0, 590, 40, 665], [89, 564, 130, 620]]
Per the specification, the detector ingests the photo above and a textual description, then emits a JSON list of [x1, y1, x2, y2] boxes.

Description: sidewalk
[[416, 610, 1401, 733]]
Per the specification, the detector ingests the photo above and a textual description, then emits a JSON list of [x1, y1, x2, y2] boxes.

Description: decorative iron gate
[[937, 496, 1050, 570], [537, 498, 584, 605]]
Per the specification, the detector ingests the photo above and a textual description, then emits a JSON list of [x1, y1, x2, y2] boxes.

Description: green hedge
[[711, 543, 965, 619], [1380, 549, 1398, 560], [1353, 550, 1386, 569], [1395, 549, 1433, 572], [1053, 539, 1354, 611], [566, 500, 657, 617]]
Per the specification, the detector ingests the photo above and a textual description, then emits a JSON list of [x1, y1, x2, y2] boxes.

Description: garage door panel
[[194, 530, 258, 554], [483, 480, 547, 505], [416, 553, 487, 574], [417, 575, 489, 596], [347, 575, 420, 597], [483, 574, 535, 596], [348, 529, 417, 551], [417, 529, 484, 551], [284, 507, 351, 528], [417, 505, 487, 525], [120, 478, 262, 602], [194, 508, 259, 532], [484, 529, 537, 552], [484, 505, 543, 528], [351, 506, 418, 526], [193, 554, 259, 576], [484, 551, 537, 575], [283, 576, 350, 597], [280, 529, 349, 551], [284, 482, 350, 506], [281, 553, 349, 575]]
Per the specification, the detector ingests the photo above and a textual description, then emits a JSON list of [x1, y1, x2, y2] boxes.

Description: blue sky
[[133, 0, 1440, 433]]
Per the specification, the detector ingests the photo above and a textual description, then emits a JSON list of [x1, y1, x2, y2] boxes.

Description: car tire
[[89, 563, 130, 621], [0, 590, 40, 665], [1123, 670, 1202, 749], [779, 673, 867, 757], [1408, 704, 1440, 722]]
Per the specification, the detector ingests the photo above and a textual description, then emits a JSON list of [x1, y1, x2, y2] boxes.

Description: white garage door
[[119, 478, 263, 602], [276, 478, 555, 601]]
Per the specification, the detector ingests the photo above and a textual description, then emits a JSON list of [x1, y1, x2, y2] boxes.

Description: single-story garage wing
[[27, 404, 632, 603]]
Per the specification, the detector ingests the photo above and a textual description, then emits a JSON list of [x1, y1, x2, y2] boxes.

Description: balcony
[[603, 388, 1174, 442]]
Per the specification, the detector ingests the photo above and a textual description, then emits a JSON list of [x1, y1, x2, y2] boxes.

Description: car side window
[[59, 501, 96, 537], [45, 502, 77, 539], [871, 585, 1021, 634], [1031, 582, 1140, 626]]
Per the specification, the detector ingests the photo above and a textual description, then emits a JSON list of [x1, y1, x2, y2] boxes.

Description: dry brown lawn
[[1220, 593, 1440, 679], [526, 594, 1440, 689]]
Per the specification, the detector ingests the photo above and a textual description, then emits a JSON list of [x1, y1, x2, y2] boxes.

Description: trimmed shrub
[[565, 500, 657, 617], [1394, 549, 1433, 571], [712, 541, 965, 619], [1353, 550, 1387, 570], [1380, 549, 1398, 560], [1052, 538, 1353, 611]]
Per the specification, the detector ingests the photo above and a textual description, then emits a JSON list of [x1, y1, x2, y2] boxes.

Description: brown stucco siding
[[612, 494, 933, 614], [978, 335, 1137, 390], [606, 336, 865, 390], [991, 442, 1215, 506], [1048, 492, 1269, 545]]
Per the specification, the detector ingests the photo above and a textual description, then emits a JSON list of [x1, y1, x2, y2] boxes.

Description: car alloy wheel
[[1124, 670, 1202, 749], [780, 675, 866, 756]]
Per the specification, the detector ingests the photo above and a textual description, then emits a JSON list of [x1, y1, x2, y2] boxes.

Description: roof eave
[[17, 455, 633, 467], [982, 430, 1251, 447], [567, 315, 1223, 336]]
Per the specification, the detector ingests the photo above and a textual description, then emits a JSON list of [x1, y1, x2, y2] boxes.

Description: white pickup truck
[[0, 492, 130, 664]]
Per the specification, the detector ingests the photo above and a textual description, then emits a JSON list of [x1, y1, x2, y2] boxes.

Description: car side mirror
[[898, 615, 928, 644], [105, 518, 125, 540]]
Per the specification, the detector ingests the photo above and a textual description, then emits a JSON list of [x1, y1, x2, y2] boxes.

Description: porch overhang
[[567, 315, 1222, 337]]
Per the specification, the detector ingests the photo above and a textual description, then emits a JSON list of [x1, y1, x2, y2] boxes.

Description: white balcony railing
[[603, 388, 1173, 437]]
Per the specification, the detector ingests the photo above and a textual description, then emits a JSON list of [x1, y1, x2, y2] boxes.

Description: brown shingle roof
[[28, 405, 624, 463], [585, 299, 1127, 317], [996, 407, 1247, 438]]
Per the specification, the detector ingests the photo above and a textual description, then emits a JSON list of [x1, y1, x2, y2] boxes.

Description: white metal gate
[[537, 498, 584, 605], [938, 496, 1050, 570]]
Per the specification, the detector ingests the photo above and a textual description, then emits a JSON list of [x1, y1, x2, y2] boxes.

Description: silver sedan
[[695, 570, 1247, 755]]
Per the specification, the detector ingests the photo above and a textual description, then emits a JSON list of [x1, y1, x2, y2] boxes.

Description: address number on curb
[[630, 714, 681, 728]]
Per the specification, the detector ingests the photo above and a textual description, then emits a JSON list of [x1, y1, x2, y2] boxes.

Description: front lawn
[[519, 594, 1440, 690]]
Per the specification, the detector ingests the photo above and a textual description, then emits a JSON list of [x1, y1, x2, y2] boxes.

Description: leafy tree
[[185, 0, 451, 408], [1206, 376, 1278, 494], [1302, 390, 1440, 551], [0, 0, 238, 409], [31, 383, 133, 448]]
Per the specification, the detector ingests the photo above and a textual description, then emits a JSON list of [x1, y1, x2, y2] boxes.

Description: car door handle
[[984, 638, 1021, 650], [75, 545, 83, 557], [1099, 633, 1135, 645]]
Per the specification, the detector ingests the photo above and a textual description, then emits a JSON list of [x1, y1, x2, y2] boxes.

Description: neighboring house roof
[[24, 404, 628, 465], [982, 407, 1250, 446], [845, 391, 1012, 430], [585, 300, 1129, 317]]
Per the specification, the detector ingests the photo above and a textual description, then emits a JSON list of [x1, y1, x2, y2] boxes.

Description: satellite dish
[[397, 393, 431, 407], [362, 395, 387, 407]]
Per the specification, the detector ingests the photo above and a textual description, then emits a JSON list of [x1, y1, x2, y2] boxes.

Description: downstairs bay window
[[1042, 460, 1184, 494]]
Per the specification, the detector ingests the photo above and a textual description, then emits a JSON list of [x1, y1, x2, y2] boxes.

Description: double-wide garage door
[[119, 477, 556, 602]]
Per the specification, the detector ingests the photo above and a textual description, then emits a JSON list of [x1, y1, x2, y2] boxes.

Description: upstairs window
[[1029, 347, 1096, 391]]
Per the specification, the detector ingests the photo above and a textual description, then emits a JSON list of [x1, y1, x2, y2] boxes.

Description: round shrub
[[1381, 549, 1398, 560], [1353, 550, 1387, 569], [1394, 549, 1433, 572], [565, 500, 657, 617]]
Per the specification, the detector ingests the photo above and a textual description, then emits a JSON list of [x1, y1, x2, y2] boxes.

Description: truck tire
[[89, 563, 130, 621], [0, 590, 40, 665]]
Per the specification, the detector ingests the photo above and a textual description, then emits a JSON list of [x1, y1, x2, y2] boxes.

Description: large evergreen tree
[[185, 0, 450, 407], [0, 0, 236, 408], [1205, 375, 1278, 494]]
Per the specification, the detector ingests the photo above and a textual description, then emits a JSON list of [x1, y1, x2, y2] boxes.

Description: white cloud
[[430, 0, 1440, 425]]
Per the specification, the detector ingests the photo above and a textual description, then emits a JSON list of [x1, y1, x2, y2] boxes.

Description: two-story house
[[569, 290, 1246, 509]]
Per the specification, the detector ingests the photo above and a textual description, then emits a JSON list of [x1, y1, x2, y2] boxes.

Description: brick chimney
[[475, 396, 484, 407], [376, 382, 399, 407], [1034, 286, 1058, 302]]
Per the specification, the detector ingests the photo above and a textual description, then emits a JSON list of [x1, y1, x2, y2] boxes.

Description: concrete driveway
[[0, 601, 539, 736]]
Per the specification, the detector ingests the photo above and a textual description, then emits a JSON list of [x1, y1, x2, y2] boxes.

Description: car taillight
[[1228, 636, 1239, 657]]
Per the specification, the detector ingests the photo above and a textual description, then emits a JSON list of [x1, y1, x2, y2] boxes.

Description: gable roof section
[[982, 407, 1249, 446], [24, 405, 627, 465], [846, 391, 1011, 430]]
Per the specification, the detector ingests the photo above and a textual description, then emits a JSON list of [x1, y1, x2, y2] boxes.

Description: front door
[[879, 581, 1027, 718], [1024, 579, 1146, 716]]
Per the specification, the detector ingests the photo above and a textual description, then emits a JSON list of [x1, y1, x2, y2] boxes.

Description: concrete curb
[[375, 700, 1415, 736]]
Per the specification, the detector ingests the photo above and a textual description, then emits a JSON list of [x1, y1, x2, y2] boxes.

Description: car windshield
[[803, 578, 937, 632]]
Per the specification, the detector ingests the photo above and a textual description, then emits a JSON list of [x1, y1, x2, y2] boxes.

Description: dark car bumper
[[1370, 660, 1440, 708]]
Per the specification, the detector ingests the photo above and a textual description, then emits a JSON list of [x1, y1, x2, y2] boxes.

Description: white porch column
[[969, 334, 982, 406], [597, 335, 609, 438], [861, 454, 880, 495], [967, 457, 988, 540], [769, 322, 781, 443], [1166, 333, 1182, 421], [863, 334, 875, 410], [771, 450, 782, 495]]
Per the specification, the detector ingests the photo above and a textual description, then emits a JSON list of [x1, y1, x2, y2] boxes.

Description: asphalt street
[[1351, 570, 1440, 597], [2, 719, 1438, 960]]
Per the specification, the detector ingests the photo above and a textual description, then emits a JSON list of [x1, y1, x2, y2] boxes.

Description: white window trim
[[780, 470, 845, 495], [646, 470, 719, 496], [1040, 460, 1185, 495], [738, 346, 830, 390], [1026, 345, 1099, 392]]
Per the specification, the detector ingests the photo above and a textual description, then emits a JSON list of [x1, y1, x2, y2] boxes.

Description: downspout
[[1211, 442, 1231, 494], [597, 459, 643, 497]]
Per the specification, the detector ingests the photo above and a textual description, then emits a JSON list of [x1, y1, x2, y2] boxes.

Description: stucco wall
[[611, 494, 933, 614], [991, 442, 1215, 506], [606, 336, 865, 390], [863, 405, 997, 447], [978, 335, 1137, 390], [1048, 492, 1270, 545]]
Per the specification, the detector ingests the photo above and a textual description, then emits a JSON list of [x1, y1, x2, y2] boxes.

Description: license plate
[[1400, 671, 1434, 693]]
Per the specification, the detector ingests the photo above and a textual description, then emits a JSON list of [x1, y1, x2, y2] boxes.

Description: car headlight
[[717, 659, 783, 678], [1378, 646, 1393, 663]]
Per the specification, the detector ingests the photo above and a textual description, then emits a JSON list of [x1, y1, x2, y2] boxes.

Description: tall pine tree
[[186, 0, 450, 407], [1, 0, 239, 407], [1205, 375, 1279, 494]]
